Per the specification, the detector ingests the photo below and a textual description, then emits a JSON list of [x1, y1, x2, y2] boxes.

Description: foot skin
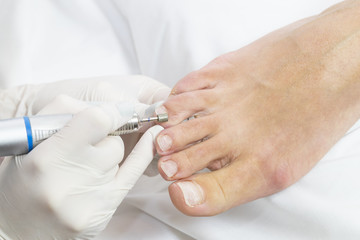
[[155, 2, 360, 216]]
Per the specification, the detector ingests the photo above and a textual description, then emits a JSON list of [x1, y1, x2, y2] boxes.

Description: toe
[[158, 89, 219, 127], [168, 159, 271, 216], [171, 70, 217, 95], [158, 135, 229, 180], [155, 115, 218, 154]]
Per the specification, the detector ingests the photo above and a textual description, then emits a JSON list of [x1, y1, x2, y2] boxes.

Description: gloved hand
[[0, 75, 170, 176], [0, 96, 163, 239], [0, 75, 170, 119]]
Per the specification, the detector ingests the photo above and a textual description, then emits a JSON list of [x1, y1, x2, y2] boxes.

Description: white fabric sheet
[[1, 0, 359, 239]]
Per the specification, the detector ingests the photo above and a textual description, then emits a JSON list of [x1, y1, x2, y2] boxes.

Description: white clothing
[[1, 0, 359, 239]]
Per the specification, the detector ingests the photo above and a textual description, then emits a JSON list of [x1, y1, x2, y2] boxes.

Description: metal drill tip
[[140, 113, 168, 123], [157, 113, 168, 122]]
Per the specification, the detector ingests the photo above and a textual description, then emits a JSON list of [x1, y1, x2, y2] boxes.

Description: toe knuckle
[[163, 100, 182, 124], [163, 96, 178, 111], [209, 55, 230, 66], [271, 162, 293, 191], [260, 160, 293, 191], [184, 70, 206, 82]]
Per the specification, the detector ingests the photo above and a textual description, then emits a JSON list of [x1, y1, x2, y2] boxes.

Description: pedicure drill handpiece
[[0, 113, 168, 157]]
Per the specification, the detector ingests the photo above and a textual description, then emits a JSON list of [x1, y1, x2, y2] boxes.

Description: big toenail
[[157, 134, 172, 152], [161, 160, 178, 178], [177, 181, 205, 207]]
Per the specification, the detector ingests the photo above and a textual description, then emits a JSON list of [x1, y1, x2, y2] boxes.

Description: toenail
[[155, 105, 168, 115], [177, 181, 205, 207], [157, 134, 172, 152], [161, 160, 178, 178], [170, 88, 177, 95]]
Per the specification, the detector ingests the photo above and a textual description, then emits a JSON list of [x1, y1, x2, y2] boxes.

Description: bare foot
[[155, 1, 360, 216]]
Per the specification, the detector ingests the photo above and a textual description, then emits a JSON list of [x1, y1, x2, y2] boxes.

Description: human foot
[[155, 1, 360, 216]]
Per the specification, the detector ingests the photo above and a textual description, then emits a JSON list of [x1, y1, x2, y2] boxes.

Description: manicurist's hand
[[0, 97, 162, 239], [0, 75, 170, 177]]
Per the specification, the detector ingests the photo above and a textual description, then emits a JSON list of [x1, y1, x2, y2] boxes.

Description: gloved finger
[[92, 136, 125, 172], [36, 95, 89, 115], [109, 75, 170, 104], [114, 125, 163, 190], [32, 75, 170, 116], [136, 76, 171, 104], [48, 103, 134, 149], [32, 77, 124, 114]]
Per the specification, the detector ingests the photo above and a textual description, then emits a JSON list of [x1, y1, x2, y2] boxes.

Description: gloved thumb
[[136, 76, 171, 104]]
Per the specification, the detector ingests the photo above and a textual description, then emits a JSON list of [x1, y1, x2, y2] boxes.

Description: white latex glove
[[0, 75, 170, 119], [0, 75, 170, 176], [0, 96, 163, 239]]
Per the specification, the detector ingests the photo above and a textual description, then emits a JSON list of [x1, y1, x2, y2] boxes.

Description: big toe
[[168, 160, 269, 216]]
